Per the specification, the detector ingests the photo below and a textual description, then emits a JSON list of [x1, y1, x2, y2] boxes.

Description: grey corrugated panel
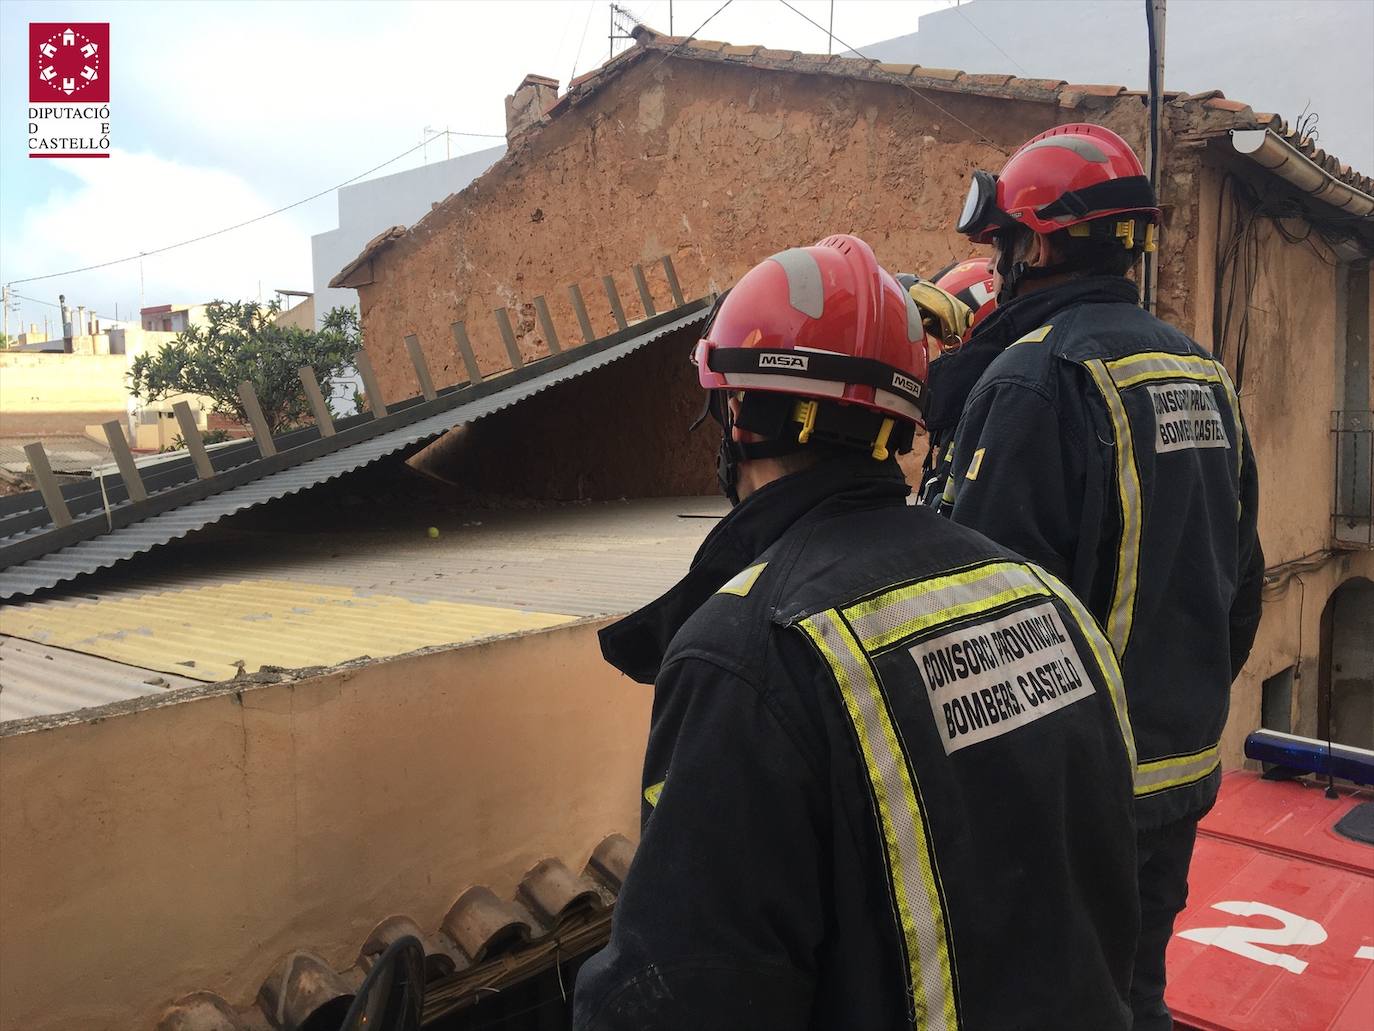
[[0, 499, 722, 714], [0, 635, 197, 723], [0, 309, 709, 601], [18, 498, 724, 622]]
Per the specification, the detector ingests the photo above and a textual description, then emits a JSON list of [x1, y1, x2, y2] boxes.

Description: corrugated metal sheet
[[0, 306, 709, 601], [29, 498, 726, 617], [1, 581, 576, 682], [0, 635, 197, 722], [1, 497, 724, 717]]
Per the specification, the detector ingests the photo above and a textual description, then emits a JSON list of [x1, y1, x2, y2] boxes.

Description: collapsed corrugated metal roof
[[0, 301, 710, 602], [0, 496, 722, 719], [0, 635, 197, 722]]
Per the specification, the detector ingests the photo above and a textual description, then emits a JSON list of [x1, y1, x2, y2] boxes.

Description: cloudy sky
[[0, 0, 950, 335]]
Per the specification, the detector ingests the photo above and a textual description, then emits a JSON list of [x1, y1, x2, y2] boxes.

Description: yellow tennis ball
[[426, 526, 439, 539]]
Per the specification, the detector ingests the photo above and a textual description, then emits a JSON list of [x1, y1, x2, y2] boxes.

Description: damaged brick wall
[[351, 52, 1200, 496]]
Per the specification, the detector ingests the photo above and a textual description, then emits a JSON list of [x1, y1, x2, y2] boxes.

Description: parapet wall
[[0, 618, 649, 1031]]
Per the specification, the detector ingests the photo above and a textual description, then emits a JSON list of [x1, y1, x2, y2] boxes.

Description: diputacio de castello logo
[[28, 22, 111, 158]]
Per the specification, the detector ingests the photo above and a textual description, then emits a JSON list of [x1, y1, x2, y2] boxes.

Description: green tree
[[129, 301, 361, 434]]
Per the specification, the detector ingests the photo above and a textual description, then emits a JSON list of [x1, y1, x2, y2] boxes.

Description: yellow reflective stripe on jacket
[[800, 610, 959, 1031], [1105, 351, 1223, 390], [1134, 744, 1220, 796], [1084, 359, 1142, 660], [845, 562, 1051, 654], [1026, 566, 1136, 772]]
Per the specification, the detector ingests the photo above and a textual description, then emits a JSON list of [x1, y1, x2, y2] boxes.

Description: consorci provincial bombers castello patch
[[908, 601, 1095, 754]]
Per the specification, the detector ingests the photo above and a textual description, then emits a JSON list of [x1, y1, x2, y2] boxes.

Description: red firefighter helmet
[[694, 234, 931, 429], [932, 258, 997, 337], [957, 123, 1161, 245]]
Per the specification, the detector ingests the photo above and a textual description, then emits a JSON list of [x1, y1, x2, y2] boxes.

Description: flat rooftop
[[0, 496, 724, 723]]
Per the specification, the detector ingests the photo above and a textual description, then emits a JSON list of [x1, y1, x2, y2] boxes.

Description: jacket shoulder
[[768, 505, 1020, 625], [1047, 302, 1212, 363], [663, 506, 1014, 675]]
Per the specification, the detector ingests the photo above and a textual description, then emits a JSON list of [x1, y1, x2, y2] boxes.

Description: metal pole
[[1143, 0, 1166, 315], [669, 0, 673, 35], [2, 284, 8, 342], [828, 0, 834, 55]]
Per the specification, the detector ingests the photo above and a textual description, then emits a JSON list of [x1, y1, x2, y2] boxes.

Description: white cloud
[[6, 149, 320, 328]]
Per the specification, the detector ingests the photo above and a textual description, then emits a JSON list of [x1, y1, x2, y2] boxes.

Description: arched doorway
[[1318, 576, 1374, 750]]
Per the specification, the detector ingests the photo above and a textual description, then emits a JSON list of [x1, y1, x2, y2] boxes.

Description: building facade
[[340, 29, 1374, 768], [310, 143, 506, 329]]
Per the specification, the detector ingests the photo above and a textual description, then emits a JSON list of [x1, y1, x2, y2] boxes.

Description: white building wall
[[863, 0, 1371, 176], [310, 144, 506, 330], [310, 144, 505, 412]]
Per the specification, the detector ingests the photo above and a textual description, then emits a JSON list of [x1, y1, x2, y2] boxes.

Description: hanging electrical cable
[[6, 128, 503, 288]]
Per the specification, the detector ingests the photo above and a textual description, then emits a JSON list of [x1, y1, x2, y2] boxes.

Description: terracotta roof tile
[[756, 47, 800, 63], [517, 857, 604, 925], [878, 62, 919, 76], [962, 72, 1015, 88], [791, 52, 839, 69], [724, 44, 764, 58], [568, 67, 600, 90], [1062, 83, 1126, 97], [156, 834, 635, 1031], [911, 67, 964, 83], [328, 225, 406, 289], [443, 885, 535, 962], [1013, 77, 1068, 92], [684, 38, 729, 52], [1204, 97, 1251, 113]]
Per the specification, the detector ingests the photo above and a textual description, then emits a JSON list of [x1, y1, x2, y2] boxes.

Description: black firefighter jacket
[[573, 455, 1139, 1031], [938, 277, 1264, 830]]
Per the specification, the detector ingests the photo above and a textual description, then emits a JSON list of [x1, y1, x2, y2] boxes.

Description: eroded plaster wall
[[354, 58, 1157, 408], [1223, 551, 1374, 769], [1192, 158, 1374, 767], [0, 618, 649, 1031]]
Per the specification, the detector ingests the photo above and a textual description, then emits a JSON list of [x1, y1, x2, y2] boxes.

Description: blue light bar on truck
[[1244, 729, 1374, 787]]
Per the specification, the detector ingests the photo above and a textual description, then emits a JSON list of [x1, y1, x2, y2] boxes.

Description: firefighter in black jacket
[[573, 234, 1139, 1030], [941, 124, 1265, 1031]]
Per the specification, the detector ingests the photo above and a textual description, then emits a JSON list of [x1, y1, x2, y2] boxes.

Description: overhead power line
[[950, 2, 1030, 76], [776, 0, 1010, 155], [6, 129, 505, 288], [640, 0, 735, 79]]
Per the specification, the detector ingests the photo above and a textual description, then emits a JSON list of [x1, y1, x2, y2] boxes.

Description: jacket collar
[[599, 454, 910, 683], [925, 276, 1139, 435]]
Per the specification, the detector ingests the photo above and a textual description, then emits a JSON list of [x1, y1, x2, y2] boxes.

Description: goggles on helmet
[[955, 170, 1011, 240]]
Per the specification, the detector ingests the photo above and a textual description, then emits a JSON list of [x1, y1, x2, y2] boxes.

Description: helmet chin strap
[[699, 389, 746, 506], [995, 231, 1101, 303]]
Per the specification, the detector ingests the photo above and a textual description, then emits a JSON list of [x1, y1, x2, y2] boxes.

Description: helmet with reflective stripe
[[957, 123, 1161, 244], [694, 234, 931, 427], [931, 258, 997, 341]]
